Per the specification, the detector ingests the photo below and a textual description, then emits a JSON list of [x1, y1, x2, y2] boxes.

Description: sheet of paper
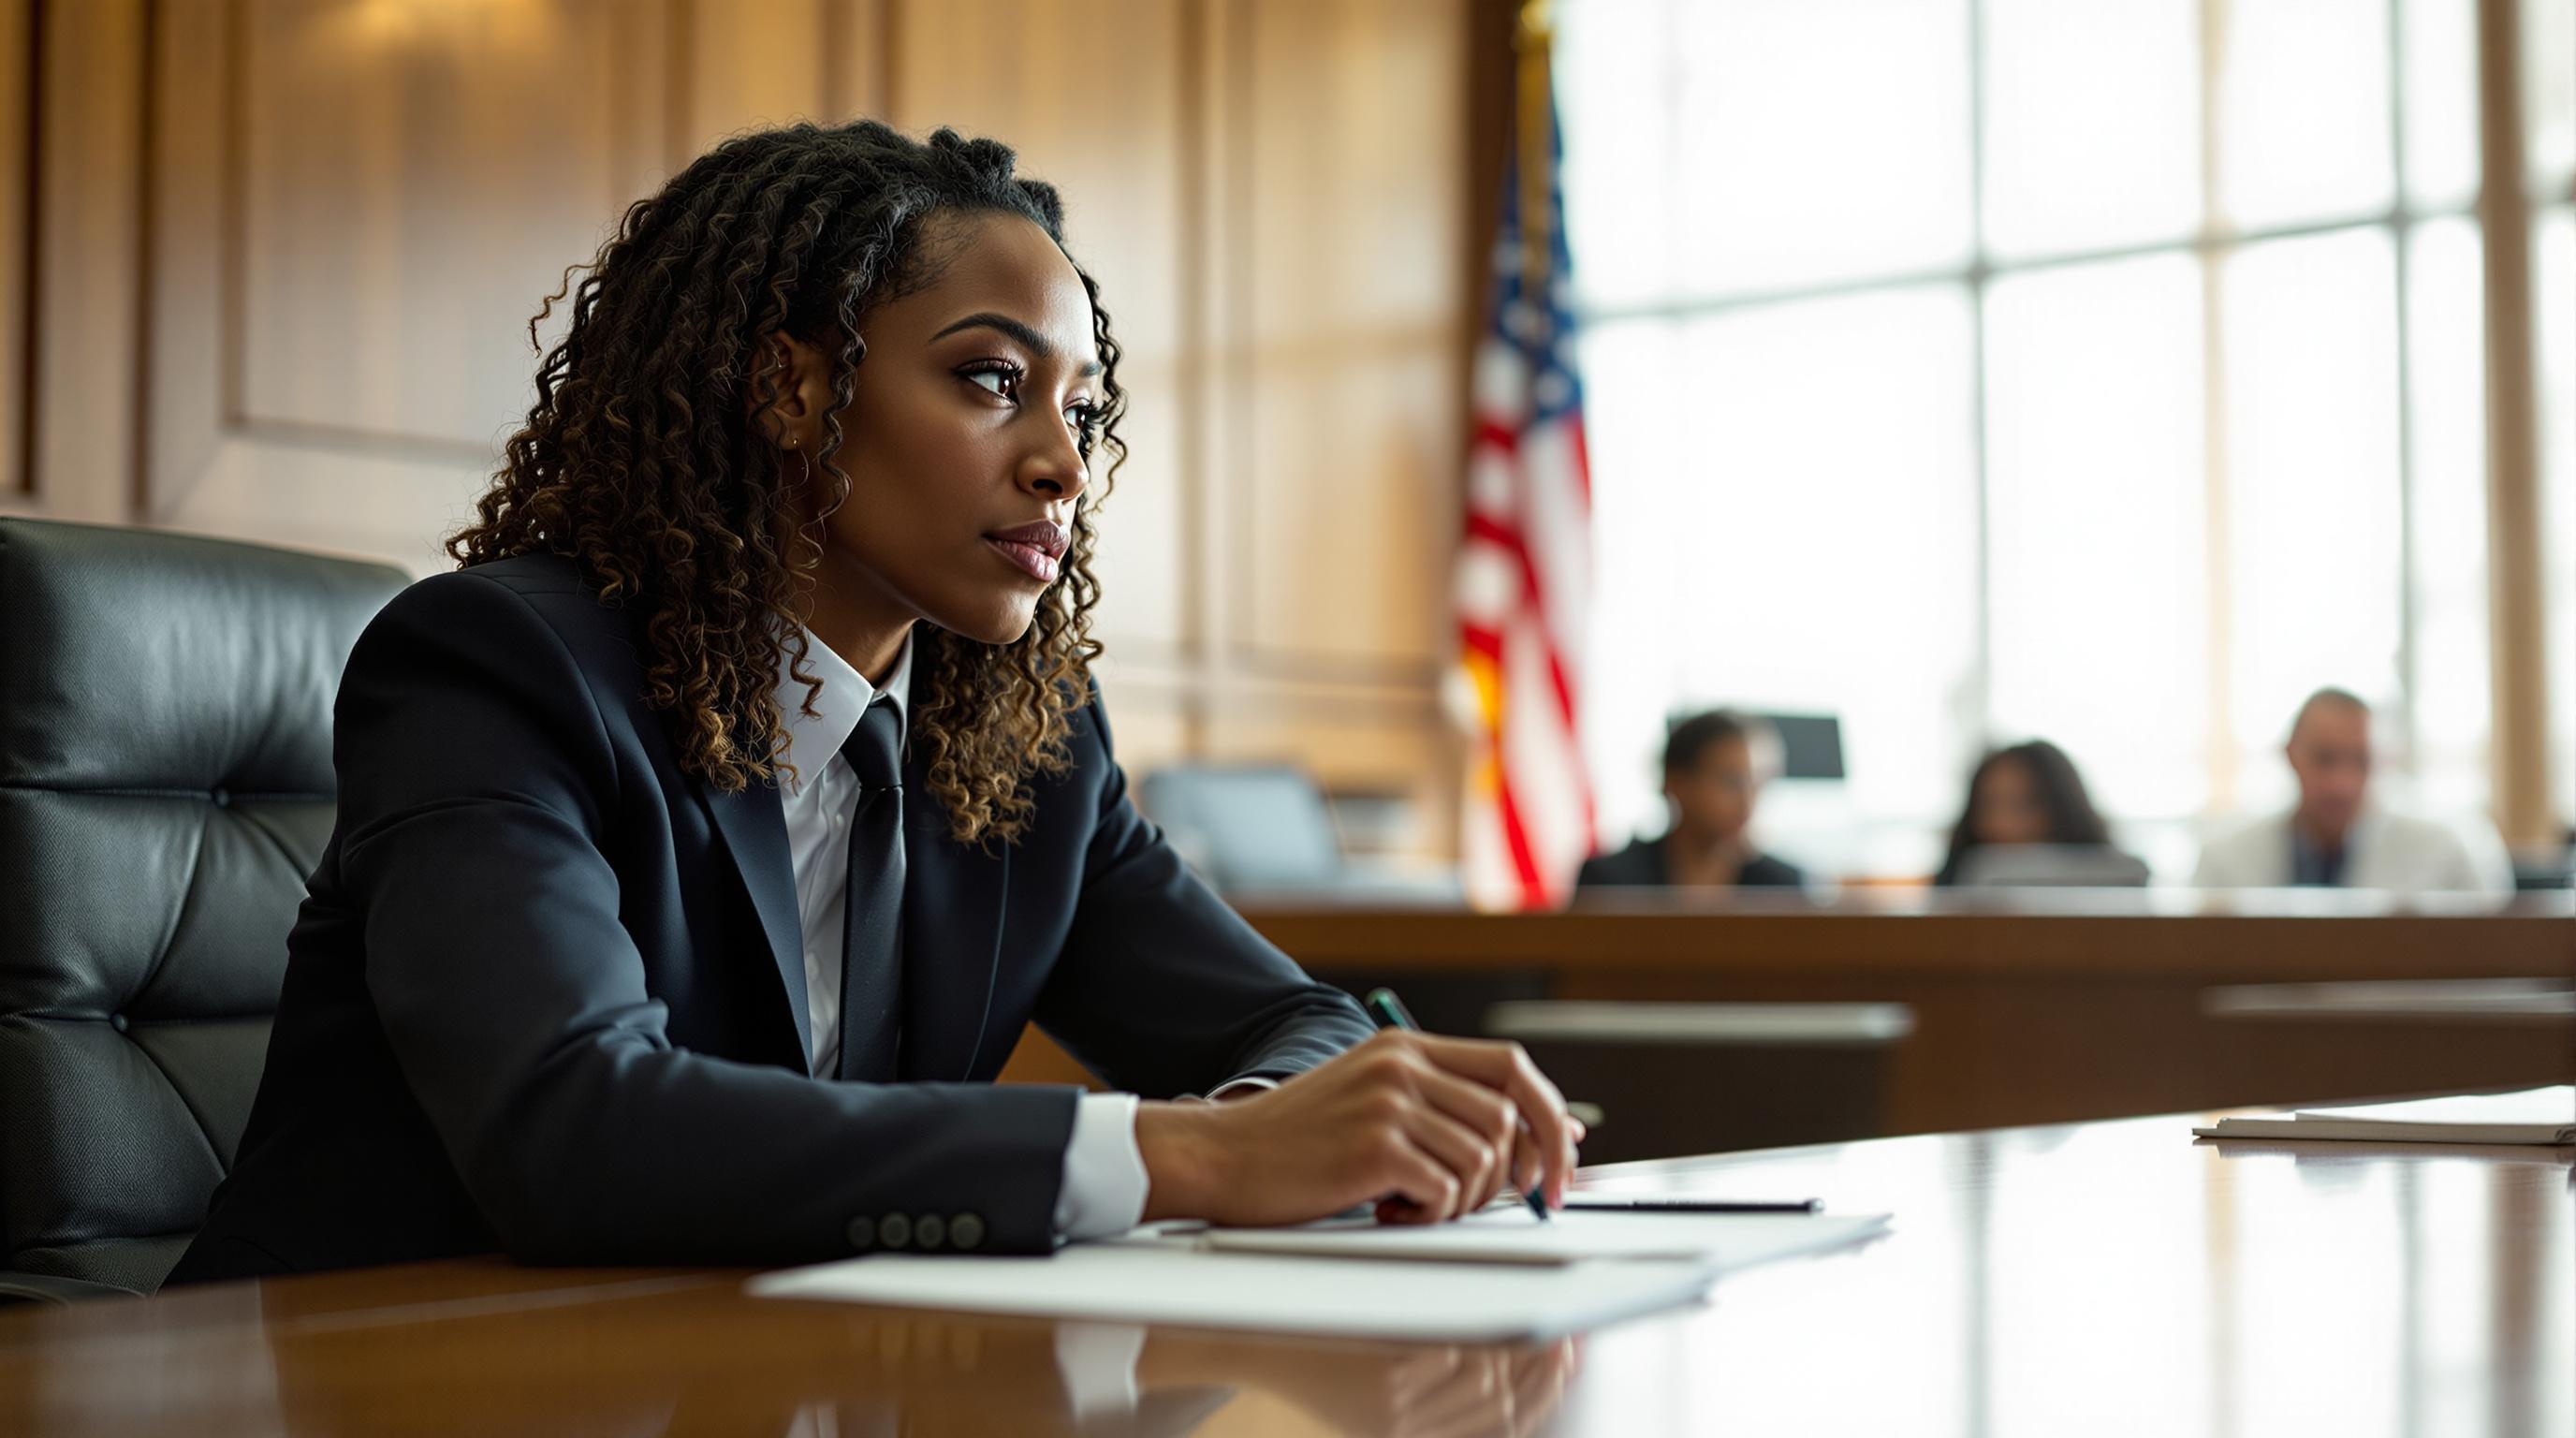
[[748, 1243, 1718, 1343], [2194, 1086, 2576, 1145], [2293, 1086, 2575, 1127], [1194, 1207, 1893, 1269]]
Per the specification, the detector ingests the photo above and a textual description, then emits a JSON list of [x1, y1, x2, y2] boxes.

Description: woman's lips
[[984, 536, 1061, 584], [984, 520, 1067, 584]]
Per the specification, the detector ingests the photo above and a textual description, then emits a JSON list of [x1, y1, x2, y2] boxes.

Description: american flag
[[1453, 72, 1592, 912]]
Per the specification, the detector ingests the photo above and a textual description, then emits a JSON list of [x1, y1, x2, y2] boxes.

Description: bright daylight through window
[[1559, 0, 2576, 877]]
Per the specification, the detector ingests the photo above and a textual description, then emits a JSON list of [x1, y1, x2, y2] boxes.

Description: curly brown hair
[[447, 121, 1124, 846]]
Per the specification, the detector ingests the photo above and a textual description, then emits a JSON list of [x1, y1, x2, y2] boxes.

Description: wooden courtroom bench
[[1002, 889, 2576, 1145]]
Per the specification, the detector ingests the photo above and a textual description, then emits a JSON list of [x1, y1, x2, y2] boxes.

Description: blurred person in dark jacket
[[1576, 710, 1806, 896]]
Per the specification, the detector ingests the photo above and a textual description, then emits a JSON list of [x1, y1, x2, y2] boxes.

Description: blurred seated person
[[1933, 739, 2138, 886], [2195, 687, 2512, 895], [1577, 710, 1806, 893]]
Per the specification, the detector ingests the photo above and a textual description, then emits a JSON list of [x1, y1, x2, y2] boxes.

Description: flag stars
[[1533, 369, 1573, 411]]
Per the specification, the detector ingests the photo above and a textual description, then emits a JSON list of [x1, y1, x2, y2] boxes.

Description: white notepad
[[1195, 1207, 1893, 1269], [748, 1244, 1719, 1342], [2193, 1085, 2576, 1145]]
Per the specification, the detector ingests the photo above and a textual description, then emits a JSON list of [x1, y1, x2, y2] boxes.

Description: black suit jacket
[[169, 555, 1370, 1283], [1573, 836, 1806, 891]]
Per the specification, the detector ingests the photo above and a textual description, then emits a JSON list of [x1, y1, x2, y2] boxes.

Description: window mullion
[[2473, 0, 2560, 844], [1969, 0, 1994, 769], [2199, 0, 2237, 816], [2389, 0, 2425, 785]]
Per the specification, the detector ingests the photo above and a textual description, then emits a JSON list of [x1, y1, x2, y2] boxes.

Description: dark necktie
[[837, 697, 905, 1081]]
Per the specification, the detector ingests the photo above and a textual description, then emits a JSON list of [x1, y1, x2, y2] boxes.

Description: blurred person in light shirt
[[2194, 687, 2512, 896]]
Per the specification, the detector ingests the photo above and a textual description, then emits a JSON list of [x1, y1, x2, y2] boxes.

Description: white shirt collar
[[772, 625, 913, 796]]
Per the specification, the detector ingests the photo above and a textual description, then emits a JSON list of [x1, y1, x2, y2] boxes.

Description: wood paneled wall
[[0, 0, 1482, 850]]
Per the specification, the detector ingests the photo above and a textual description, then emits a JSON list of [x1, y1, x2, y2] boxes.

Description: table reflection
[[4, 1113, 2562, 1436], [1561, 1118, 2572, 1436], [244, 1290, 1579, 1437]]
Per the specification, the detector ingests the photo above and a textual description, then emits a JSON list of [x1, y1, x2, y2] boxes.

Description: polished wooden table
[[5, 1106, 2567, 1435]]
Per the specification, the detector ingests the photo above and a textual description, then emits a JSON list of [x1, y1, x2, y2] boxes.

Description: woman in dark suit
[[1575, 710, 1807, 897], [172, 123, 1576, 1284]]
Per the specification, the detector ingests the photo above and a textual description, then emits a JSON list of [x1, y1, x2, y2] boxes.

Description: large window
[[2533, 0, 2576, 825], [1561, 0, 2572, 876]]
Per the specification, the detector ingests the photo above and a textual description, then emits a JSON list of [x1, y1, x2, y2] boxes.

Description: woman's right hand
[[1134, 1030, 1584, 1227]]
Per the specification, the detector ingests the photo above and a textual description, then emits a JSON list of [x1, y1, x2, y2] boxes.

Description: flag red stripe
[[1491, 764, 1546, 904], [1464, 515, 1581, 735], [1545, 649, 1579, 737], [1464, 514, 1545, 611], [1564, 418, 1592, 504]]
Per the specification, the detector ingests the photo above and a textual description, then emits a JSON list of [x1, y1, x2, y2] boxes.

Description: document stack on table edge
[[748, 1207, 1894, 1342], [2192, 1086, 2576, 1145], [1189, 1206, 1891, 1268]]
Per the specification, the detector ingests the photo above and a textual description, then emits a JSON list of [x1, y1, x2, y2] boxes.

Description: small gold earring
[[783, 433, 798, 448]]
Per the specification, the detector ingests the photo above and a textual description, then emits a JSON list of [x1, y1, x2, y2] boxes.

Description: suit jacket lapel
[[898, 667, 1008, 1081], [695, 777, 813, 1072]]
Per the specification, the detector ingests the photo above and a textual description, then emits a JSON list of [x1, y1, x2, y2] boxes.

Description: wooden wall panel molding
[[887, 0, 1193, 659], [1161, 0, 1469, 856], [9, 0, 1475, 858], [145, 0, 683, 570], [1084, 654, 1459, 800], [0, 0, 146, 526], [675, 0, 888, 158], [674, 0, 831, 156], [0, 0, 28, 502], [139, 0, 895, 575], [1216, 0, 1466, 682]]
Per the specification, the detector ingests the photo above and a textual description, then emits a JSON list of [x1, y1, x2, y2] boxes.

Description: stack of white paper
[[749, 1208, 1892, 1342], [1194, 1206, 1890, 1269], [2193, 1086, 2576, 1145], [750, 1244, 1717, 1342]]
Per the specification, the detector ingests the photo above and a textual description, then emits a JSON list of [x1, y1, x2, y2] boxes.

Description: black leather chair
[[0, 518, 404, 1301]]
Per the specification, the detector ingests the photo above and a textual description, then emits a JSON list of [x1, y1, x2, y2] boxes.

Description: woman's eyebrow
[[929, 311, 1105, 376]]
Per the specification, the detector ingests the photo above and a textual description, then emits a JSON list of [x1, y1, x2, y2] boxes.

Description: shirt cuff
[[1052, 1092, 1148, 1241], [1052, 1322, 1149, 1418]]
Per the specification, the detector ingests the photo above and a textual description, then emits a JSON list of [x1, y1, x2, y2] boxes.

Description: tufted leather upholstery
[[0, 518, 404, 1296]]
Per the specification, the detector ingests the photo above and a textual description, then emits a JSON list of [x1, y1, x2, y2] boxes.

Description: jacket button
[[914, 1213, 945, 1250], [878, 1212, 913, 1250], [948, 1212, 986, 1251], [844, 1215, 875, 1252]]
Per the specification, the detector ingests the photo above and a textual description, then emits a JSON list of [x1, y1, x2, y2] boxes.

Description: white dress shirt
[[770, 627, 1146, 1240], [2193, 801, 2516, 897]]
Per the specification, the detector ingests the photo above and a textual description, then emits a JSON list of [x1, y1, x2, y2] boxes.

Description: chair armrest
[[0, 1270, 147, 1306]]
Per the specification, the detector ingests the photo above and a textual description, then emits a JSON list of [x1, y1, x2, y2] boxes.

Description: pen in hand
[[1363, 987, 1554, 1224]]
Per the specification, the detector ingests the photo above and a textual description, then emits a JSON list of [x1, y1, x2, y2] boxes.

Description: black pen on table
[[1362, 987, 1553, 1224], [1560, 1197, 1824, 1214]]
